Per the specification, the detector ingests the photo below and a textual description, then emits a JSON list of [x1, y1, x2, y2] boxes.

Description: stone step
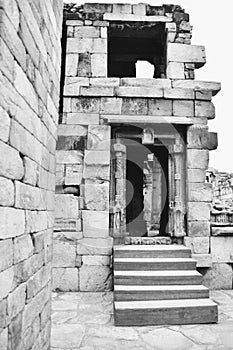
[[114, 284, 209, 301], [114, 257, 196, 271], [114, 270, 203, 285], [114, 298, 218, 326], [114, 244, 191, 259]]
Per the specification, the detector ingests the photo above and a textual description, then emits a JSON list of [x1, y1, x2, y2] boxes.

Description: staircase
[[113, 244, 218, 326]]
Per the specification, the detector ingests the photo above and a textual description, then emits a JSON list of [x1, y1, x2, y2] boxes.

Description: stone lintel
[[211, 226, 233, 236], [103, 13, 172, 22], [103, 115, 204, 125]]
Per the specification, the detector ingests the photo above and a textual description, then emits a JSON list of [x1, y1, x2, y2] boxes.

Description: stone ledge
[[103, 13, 172, 22], [102, 115, 205, 125], [211, 226, 233, 236]]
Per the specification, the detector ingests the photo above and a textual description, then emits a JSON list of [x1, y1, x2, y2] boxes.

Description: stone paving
[[51, 290, 233, 350]]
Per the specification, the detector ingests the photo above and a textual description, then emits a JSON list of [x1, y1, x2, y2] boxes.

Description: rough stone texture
[[0, 0, 63, 348], [202, 264, 233, 289], [84, 183, 109, 211], [79, 266, 112, 291], [187, 202, 211, 221], [187, 221, 210, 237], [52, 268, 79, 292], [82, 210, 109, 237], [184, 237, 210, 254], [211, 237, 233, 263], [77, 238, 113, 256]]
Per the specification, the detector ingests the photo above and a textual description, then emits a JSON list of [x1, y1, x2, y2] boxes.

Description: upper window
[[108, 22, 166, 78]]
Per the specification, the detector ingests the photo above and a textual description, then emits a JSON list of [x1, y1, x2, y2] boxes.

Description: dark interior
[[108, 22, 166, 78]]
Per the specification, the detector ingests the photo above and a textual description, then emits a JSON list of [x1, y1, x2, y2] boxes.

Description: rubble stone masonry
[[0, 0, 63, 349]]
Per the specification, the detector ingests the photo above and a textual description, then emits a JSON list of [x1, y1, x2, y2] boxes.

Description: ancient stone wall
[[54, 3, 226, 291], [0, 1, 63, 349]]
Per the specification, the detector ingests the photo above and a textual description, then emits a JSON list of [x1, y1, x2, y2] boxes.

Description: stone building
[[0, 0, 232, 345]]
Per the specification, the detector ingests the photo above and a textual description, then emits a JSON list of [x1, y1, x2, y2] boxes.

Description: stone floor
[[51, 290, 233, 350]]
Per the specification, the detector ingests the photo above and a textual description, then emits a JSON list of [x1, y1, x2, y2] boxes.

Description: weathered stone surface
[[188, 183, 213, 202], [0, 267, 14, 300], [192, 254, 212, 267], [172, 80, 221, 96], [0, 207, 25, 239], [184, 237, 209, 254], [84, 183, 109, 211], [0, 141, 24, 180], [77, 238, 113, 255], [78, 52, 91, 77], [80, 86, 114, 97], [173, 100, 194, 116], [195, 101, 215, 119], [0, 106, 10, 142], [211, 227, 233, 236], [65, 54, 79, 77], [121, 78, 171, 88], [52, 268, 79, 291], [56, 150, 83, 165], [55, 194, 79, 219], [80, 266, 112, 291], [164, 88, 194, 99], [65, 164, 83, 186], [187, 125, 209, 149], [8, 283, 26, 319], [91, 53, 107, 77], [122, 98, 148, 115], [8, 312, 23, 350], [66, 112, 99, 125], [167, 43, 206, 66], [71, 97, 100, 113], [148, 99, 172, 116], [187, 149, 209, 169], [211, 237, 233, 263], [166, 62, 185, 79], [100, 97, 122, 114], [187, 221, 210, 237], [0, 239, 13, 272], [23, 157, 38, 186], [202, 263, 233, 289], [51, 324, 85, 349], [82, 210, 109, 237], [58, 124, 87, 137], [187, 168, 206, 183], [25, 210, 48, 233], [0, 328, 7, 350], [82, 255, 110, 266], [132, 3, 146, 15], [14, 234, 34, 264], [116, 86, 163, 98], [31, 231, 44, 253], [87, 125, 110, 151], [0, 176, 14, 206], [53, 240, 76, 267], [15, 181, 43, 210], [188, 202, 211, 221], [206, 132, 218, 150], [84, 150, 110, 166]]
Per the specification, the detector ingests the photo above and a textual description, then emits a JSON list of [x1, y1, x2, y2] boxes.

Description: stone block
[[122, 98, 148, 115], [82, 255, 110, 266], [91, 54, 107, 77], [80, 86, 113, 96], [0, 328, 7, 350], [77, 237, 113, 255], [0, 176, 14, 206], [25, 210, 48, 234], [84, 183, 109, 211], [0, 106, 10, 142], [54, 219, 82, 232], [82, 210, 109, 237], [187, 202, 211, 221], [58, 124, 87, 137], [84, 150, 110, 165], [172, 80, 221, 96], [100, 97, 122, 114], [56, 164, 65, 186], [67, 38, 93, 53], [132, 3, 146, 15], [211, 227, 233, 236], [56, 150, 83, 165], [184, 237, 210, 254], [211, 237, 233, 263], [87, 125, 110, 150], [192, 254, 212, 267], [206, 132, 218, 150], [0, 239, 13, 272], [187, 149, 209, 169], [31, 231, 44, 253], [65, 54, 79, 77], [0, 141, 24, 180], [7, 283, 26, 319], [187, 168, 206, 183], [71, 97, 100, 113], [187, 183, 213, 202], [55, 194, 79, 219], [100, 27, 107, 38], [166, 62, 185, 79], [187, 125, 209, 149], [74, 26, 99, 38], [15, 181, 43, 210], [65, 164, 83, 186], [195, 101, 215, 119], [77, 52, 91, 77], [195, 90, 212, 101], [14, 234, 34, 263], [90, 78, 120, 87], [64, 77, 89, 95], [164, 88, 194, 99], [0, 267, 14, 300], [121, 78, 171, 88], [52, 268, 79, 292], [173, 100, 194, 117], [66, 112, 99, 125], [8, 312, 22, 350], [93, 39, 107, 53], [83, 164, 110, 180], [202, 263, 233, 289], [0, 207, 25, 239], [53, 240, 76, 267], [187, 221, 210, 237], [148, 99, 172, 116], [167, 43, 206, 67], [113, 3, 132, 14], [23, 157, 38, 186], [79, 266, 112, 291]]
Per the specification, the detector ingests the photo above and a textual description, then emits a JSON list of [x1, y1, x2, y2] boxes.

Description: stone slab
[[211, 237, 233, 263], [79, 266, 112, 291]]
